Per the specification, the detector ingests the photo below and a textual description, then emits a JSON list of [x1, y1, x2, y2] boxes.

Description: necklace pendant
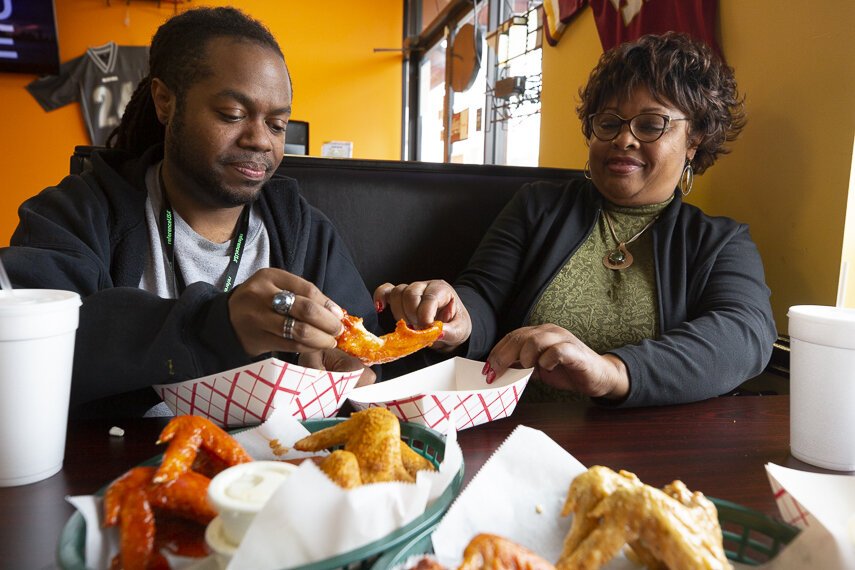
[[603, 243, 633, 270]]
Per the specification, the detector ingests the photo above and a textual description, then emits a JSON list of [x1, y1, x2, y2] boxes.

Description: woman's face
[[587, 86, 696, 206]]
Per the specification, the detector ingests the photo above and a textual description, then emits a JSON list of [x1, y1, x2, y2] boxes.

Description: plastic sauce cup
[[207, 461, 298, 546]]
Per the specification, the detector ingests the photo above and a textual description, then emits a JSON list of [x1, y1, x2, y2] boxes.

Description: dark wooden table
[[1, 395, 843, 569]]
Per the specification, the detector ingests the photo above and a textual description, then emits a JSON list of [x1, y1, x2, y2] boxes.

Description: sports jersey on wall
[[26, 42, 148, 145]]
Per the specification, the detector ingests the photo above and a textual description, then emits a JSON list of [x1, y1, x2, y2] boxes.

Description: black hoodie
[[1, 145, 377, 415]]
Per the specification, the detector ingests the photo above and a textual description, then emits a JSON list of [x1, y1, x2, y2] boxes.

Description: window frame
[[403, 0, 540, 164]]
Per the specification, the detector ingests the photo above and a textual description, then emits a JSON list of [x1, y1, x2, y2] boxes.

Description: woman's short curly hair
[[577, 32, 745, 174]]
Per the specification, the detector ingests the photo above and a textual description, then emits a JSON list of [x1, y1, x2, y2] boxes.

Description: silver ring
[[283, 316, 296, 340], [272, 290, 296, 316]]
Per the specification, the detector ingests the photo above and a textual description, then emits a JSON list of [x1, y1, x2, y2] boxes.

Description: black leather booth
[[278, 155, 583, 291]]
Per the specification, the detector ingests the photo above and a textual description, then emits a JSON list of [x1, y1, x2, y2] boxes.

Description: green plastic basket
[[712, 497, 799, 565], [371, 497, 799, 569], [57, 418, 464, 570]]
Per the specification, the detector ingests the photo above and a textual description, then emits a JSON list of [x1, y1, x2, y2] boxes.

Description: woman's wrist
[[600, 353, 630, 400]]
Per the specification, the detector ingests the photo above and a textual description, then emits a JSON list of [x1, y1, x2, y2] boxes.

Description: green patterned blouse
[[524, 196, 673, 401]]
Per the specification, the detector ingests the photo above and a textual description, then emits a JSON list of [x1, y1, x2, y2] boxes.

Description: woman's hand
[[373, 280, 472, 352], [298, 349, 376, 388], [485, 324, 630, 400], [228, 268, 345, 357]]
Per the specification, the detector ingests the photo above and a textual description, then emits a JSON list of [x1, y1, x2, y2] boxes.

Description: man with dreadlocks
[[0, 7, 378, 416]]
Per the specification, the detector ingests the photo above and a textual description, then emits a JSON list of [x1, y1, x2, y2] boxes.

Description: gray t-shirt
[[138, 164, 272, 417], [139, 162, 271, 298]]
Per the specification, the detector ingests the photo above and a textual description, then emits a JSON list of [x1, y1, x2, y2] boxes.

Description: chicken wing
[[154, 415, 252, 484], [319, 449, 363, 489], [336, 311, 443, 365], [459, 534, 557, 570], [294, 407, 435, 485], [557, 466, 730, 570], [106, 415, 252, 568]]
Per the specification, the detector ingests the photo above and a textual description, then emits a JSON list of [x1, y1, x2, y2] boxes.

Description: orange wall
[[0, 0, 403, 245]]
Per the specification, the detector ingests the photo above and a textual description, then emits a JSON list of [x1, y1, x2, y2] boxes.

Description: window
[[404, 0, 543, 166]]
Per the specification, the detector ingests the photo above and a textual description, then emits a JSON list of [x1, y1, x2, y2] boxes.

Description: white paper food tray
[[154, 357, 362, 427], [347, 357, 532, 432]]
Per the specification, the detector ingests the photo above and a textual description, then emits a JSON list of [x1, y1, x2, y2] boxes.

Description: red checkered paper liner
[[767, 468, 816, 529], [154, 357, 362, 427], [347, 357, 532, 433], [767, 462, 855, 531], [764, 463, 855, 568]]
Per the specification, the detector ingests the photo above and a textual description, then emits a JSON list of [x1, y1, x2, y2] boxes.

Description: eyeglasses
[[587, 112, 690, 143]]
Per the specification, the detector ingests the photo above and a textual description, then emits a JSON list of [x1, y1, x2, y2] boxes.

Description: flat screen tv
[[0, 0, 60, 75]]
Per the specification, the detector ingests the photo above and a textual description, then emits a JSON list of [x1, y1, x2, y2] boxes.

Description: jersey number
[[93, 82, 134, 129]]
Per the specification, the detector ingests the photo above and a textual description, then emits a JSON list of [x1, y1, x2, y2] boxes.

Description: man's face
[[165, 37, 292, 208]]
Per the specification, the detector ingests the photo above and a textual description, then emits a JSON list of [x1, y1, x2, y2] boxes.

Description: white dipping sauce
[[207, 461, 298, 547]]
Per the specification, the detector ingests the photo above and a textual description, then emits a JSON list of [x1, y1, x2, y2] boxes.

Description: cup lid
[[788, 305, 855, 348], [0, 290, 81, 316]]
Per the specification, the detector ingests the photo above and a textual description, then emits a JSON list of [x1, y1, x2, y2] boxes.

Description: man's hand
[[373, 280, 472, 352], [484, 324, 629, 400], [298, 349, 376, 387], [228, 268, 345, 357]]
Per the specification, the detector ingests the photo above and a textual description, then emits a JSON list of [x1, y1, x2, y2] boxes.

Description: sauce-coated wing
[[459, 534, 556, 570], [336, 312, 443, 365], [154, 415, 252, 484]]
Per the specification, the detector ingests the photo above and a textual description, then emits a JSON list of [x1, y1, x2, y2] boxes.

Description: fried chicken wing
[[407, 535, 556, 570], [557, 466, 730, 570], [459, 534, 557, 570], [319, 450, 363, 488], [401, 440, 437, 477], [104, 467, 157, 527], [294, 407, 435, 485], [116, 486, 157, 570], [106, 415, 252, 569], [154, 415, 252, 484], [559, 465, 641, 562], [336, 311, 443, 365], [104, 467, 157, 570], [147, 470, 217, 525]]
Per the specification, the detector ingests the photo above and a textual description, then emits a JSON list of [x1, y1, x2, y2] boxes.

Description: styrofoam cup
[[0, 289, 81, 486], [788, 305, 855, 471]]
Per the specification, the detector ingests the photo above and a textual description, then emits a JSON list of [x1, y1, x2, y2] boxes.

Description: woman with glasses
[[376, 32, 775, 407]]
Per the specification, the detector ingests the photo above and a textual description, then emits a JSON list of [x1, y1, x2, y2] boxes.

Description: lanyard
[[158, 188, 250, 296]]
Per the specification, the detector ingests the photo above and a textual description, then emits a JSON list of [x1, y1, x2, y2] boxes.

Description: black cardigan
[[455, 179, 776, 407]]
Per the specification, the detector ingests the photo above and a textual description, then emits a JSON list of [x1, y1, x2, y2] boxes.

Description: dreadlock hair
[[107, 7, 285, 155]]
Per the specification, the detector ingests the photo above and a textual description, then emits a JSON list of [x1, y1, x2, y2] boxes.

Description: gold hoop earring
[[584, 161, 592, 180], [679, 160, 694, 196]]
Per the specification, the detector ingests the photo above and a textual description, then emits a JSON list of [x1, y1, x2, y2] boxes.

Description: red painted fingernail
[[482, 361, 490, 375], [375, 300, 384, 313], [486, 369, 496, 384]]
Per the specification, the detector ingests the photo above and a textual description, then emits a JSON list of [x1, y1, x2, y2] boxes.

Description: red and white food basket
[[347, 357, 532, 433], [154, 357, 362, 427]]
